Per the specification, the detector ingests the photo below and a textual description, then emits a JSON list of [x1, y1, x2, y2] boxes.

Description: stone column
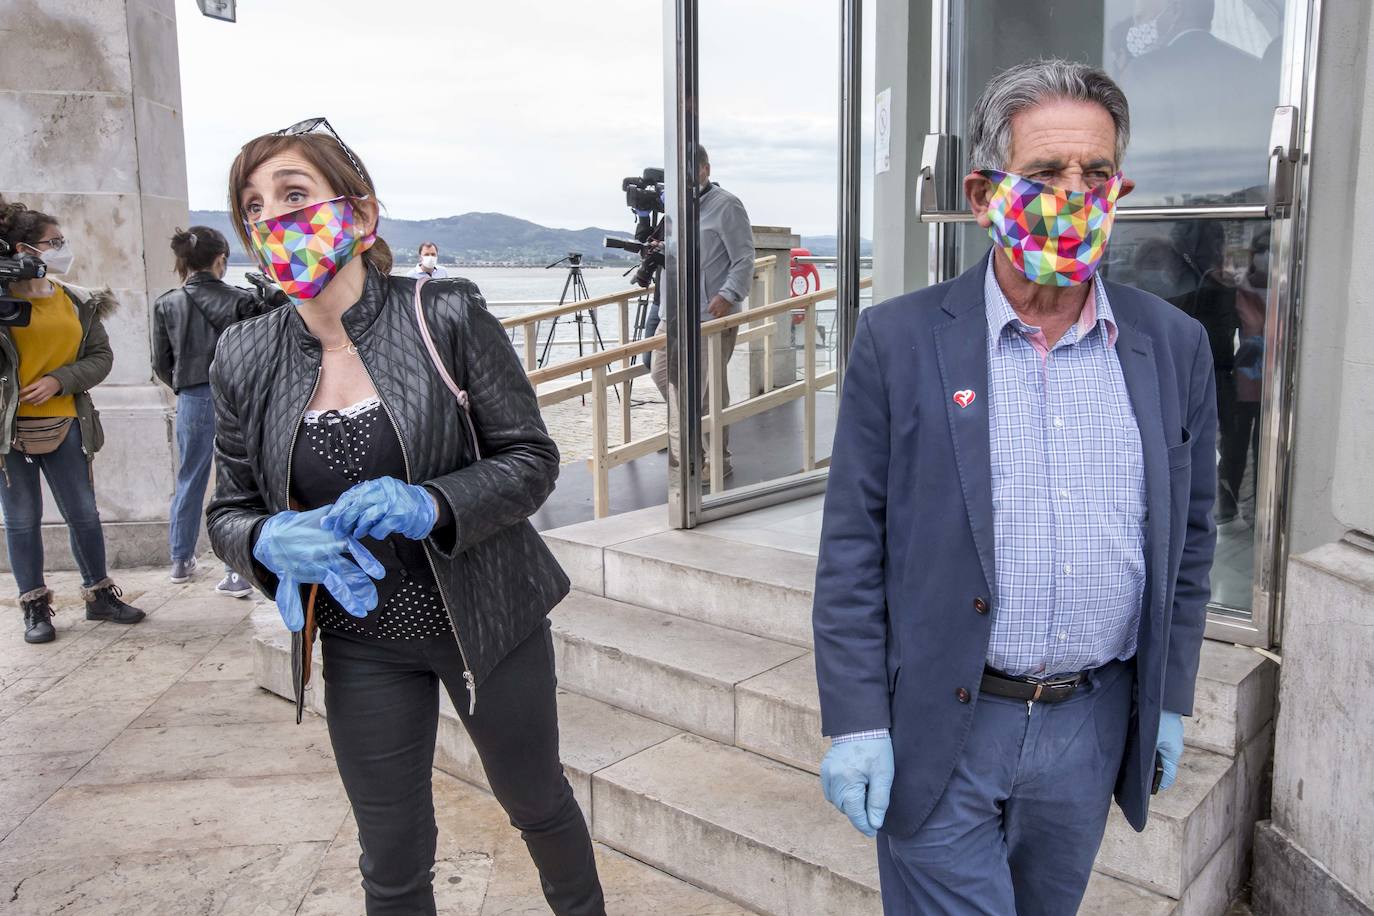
[[0, 0, 187, 571], [733, 225, 799, 399]]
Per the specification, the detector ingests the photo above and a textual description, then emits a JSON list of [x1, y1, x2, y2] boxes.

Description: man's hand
[[706, 295, 733, 319], [1156, 711, 1185, 791], [19, 376, 62, 406], [820, 735, 894, 838]]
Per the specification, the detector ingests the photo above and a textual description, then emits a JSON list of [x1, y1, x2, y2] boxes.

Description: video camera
[[605, 167, 666, 290], [0, 239, 41, 328]]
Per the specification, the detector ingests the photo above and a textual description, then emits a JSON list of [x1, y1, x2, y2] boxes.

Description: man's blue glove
[[1156, 710, 1185, 791], [321, 477, 439, 542], [253, 507, 387, 631], [820, 736, 895, 838]]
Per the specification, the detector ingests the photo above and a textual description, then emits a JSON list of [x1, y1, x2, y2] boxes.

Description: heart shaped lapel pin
[[952, 389, 976, 409]]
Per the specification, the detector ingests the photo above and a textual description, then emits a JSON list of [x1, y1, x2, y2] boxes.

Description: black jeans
[[321, 619, 605, 915]]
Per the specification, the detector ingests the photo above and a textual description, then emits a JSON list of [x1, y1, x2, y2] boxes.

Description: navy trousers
[[878, 659, 1134, 916]]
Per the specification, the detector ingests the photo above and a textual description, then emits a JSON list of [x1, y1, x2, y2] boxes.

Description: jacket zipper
[[353, 342, 478, 715]]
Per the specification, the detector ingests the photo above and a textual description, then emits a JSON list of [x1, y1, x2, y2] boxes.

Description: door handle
[[1266, 105, 1300, 218], [916, 133, 968, 223]]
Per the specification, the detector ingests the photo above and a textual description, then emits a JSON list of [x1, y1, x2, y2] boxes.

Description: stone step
[[248, 610, 683, 822], [731, 643, 1272, 778], [591, 731, 1181, 916], [601, 530, 818, 647], [549, 591, 809, 744], [251, 618, 1219, 914], [1097, 746, 1237, 899]]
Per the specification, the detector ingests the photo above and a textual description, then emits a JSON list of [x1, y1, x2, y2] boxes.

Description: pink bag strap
[[413, 277, 481, 460]]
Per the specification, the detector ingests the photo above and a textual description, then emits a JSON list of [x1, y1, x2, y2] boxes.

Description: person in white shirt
[[408, 241, 449, 279]]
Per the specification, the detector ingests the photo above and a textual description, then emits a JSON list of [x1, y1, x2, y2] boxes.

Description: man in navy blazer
[[813, 59, 1217, 914]]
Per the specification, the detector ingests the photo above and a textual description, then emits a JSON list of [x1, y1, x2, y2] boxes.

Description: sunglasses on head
[[274, 116, 368, 185]]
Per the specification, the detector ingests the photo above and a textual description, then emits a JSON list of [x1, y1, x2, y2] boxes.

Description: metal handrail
[[920, 204, 1270, 224]]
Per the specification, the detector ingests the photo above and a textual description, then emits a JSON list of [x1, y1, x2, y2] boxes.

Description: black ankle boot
[[84, 581, 146, 624], [21, 588, 56, 644]]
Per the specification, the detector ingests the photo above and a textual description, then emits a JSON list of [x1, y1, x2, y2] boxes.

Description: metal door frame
[[665, 0, 864, 528], [913, 0, 1324, 648]]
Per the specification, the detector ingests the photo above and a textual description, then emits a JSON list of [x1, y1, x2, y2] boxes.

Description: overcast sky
[[176, 0, 875, 237]]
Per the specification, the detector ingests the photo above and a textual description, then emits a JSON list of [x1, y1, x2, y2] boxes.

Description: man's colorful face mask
[[245, 195, 375, 301], [979, 170, 1124, 287]]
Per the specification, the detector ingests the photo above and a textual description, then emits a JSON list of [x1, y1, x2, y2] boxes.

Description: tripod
[[538, 253, 611, 369]]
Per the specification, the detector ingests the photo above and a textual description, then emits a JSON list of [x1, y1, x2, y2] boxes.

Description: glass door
[[914, 0, 1319, 647]]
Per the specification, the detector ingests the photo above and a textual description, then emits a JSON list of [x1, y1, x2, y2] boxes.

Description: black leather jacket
[[206, 267, 569, 719], [152, 273, 272, 392]]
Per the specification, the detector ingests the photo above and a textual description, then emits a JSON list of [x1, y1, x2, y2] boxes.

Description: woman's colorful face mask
[[979, 170, 1124, 287], [244, 195, 375, 301]]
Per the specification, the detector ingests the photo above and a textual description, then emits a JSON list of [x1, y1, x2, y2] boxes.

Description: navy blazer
[[813, 255, 1218, 835]]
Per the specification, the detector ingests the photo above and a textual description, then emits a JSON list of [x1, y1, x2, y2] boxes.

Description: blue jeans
[[877, 659, 1134, 916], [0, 422, 108, 594], [169, 384, 216, 563]]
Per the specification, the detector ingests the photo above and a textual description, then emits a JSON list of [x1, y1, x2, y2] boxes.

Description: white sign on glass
[[875, 88, 892, 175]]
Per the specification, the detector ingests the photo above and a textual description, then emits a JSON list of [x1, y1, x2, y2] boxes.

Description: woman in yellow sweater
[[0, 199, 146, 643]]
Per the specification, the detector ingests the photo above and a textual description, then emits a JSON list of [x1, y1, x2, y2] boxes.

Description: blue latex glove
[[820, 736, 895, 838], [321, 477, 439, 542], [1156, 710, 1185, 791], [253, 507, 386, 631]]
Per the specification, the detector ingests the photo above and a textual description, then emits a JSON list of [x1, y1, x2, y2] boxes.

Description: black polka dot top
[[290, 398, 453, 639]]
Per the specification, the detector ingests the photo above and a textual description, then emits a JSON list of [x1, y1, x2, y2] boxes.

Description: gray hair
[[967, 59, 1130, 172]]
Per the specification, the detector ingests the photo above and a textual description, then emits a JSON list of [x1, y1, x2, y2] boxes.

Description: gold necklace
[[323, 341, 358, 356]]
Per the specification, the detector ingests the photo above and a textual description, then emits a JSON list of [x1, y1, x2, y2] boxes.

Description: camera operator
[[649, 144, 754, 477], [0, 198, 146, 644], [152, 226, 277, 596]]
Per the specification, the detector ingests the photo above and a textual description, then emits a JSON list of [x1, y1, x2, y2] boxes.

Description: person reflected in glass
[[650, 143, 754, 479], [209, 119, 603, 915], [1114, 0, 1275, 202], [1221, 230, 1268, 524], [153, 225, 278, 595], [0, 199, 147, 644]]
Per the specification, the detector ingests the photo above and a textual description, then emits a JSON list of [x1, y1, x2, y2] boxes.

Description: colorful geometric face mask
[[979, 170, 1124, 287], [244, 195, 376, 301]]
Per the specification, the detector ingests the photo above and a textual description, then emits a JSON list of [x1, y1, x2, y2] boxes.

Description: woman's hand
[[19, 376, 62, 406], [252, 506, 387, 631], [321, 477, 440, 542]]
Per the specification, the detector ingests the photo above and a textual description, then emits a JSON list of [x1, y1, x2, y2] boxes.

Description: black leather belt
[[980, 666, 1087, 704]]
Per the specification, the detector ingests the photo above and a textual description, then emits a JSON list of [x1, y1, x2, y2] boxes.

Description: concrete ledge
[[0, 520, 195, 573], [1252, 821, 1373, 916], [1096, 748, 1236, 898]]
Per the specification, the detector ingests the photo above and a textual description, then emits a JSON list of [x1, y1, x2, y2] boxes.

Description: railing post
[[590, 365, 610, 518], [524, 322, 537, 371], [619, 297, 633, 443], [803, 301, 817, 471], [708, 330, 726, 492]]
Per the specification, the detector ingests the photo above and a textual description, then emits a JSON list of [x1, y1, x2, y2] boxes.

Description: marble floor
[[0, 567, 750, 915]]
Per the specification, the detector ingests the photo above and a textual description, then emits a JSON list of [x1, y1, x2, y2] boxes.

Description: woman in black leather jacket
[[206, 120, 602, 916], [152, 226, 269, 595]]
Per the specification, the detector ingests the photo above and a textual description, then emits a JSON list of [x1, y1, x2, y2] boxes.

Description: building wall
[[0, 0, 186, 567], [1255, 2, 1374, 914]]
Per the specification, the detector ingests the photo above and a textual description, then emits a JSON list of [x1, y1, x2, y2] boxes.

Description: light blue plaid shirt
[[834, 263, 1146, 746]]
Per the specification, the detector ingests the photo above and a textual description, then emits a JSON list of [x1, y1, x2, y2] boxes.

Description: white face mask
[[30, 243, 74, 276], [420, 254, 438, 270]]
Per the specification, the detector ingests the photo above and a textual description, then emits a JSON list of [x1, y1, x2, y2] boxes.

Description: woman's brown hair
[[0, 197, 58, 251], [227, 132, 393, 275], [170, 225, 230, 281]]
